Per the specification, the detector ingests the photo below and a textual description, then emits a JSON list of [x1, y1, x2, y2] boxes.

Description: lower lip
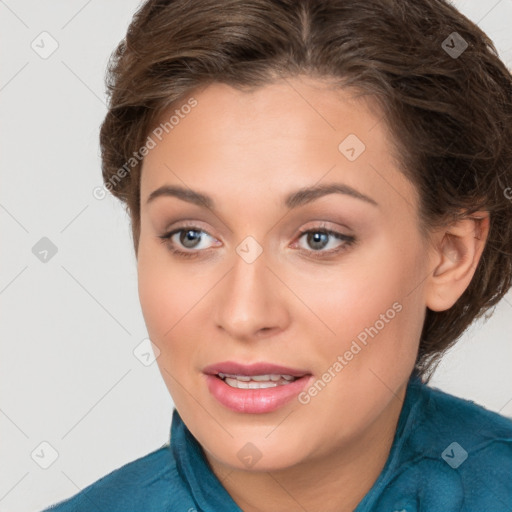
[[205, 374, 313, 414]]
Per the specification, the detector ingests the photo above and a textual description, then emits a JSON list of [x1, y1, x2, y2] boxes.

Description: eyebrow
[[145, 183, 378, 209]]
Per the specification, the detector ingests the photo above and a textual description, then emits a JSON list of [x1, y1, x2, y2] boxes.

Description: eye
[[158, 225, 219, 259], [293, 226, 356, 259]]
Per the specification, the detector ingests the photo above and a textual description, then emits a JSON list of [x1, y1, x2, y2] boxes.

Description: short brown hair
[[99, 0, 512, 381]]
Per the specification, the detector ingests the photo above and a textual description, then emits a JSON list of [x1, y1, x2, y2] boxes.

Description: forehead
[[140, 77, 417, 218]]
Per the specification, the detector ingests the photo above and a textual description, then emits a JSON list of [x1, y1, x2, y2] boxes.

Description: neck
[[204, 382, 408, 512]]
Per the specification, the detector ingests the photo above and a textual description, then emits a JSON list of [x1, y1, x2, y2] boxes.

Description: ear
[[425, 212, 490, 312]]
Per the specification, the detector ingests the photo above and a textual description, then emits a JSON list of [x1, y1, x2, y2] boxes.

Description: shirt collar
[[354, 371, 426, 511], [170, 409, 242, 511]]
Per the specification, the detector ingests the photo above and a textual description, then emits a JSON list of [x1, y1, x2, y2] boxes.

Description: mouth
[[202, 361, 313, 413]]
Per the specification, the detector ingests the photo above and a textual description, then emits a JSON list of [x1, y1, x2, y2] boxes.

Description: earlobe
[[425, 213, 490, 312]]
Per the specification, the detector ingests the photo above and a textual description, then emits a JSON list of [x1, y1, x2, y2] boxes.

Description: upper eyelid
[[164, 223, 345, 238], [164, 218, 351, 236]]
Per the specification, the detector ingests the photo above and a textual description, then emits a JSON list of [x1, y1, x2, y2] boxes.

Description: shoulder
[[364, 380, 512, 512], [416, 380, 512, 448], [400, 380, 512, 509], [41, 443, 193, 512]]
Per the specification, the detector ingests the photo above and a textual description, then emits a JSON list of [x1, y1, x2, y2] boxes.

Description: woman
[[43, 0, 512, 510]]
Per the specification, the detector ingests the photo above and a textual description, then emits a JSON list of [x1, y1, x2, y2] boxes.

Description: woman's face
[[137, 77, 432, 471]]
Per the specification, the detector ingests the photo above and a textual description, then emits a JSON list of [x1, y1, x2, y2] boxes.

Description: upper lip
[[202, 361, 311, 378]]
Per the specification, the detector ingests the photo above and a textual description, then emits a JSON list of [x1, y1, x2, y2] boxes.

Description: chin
[[202, 429, 313, 472]]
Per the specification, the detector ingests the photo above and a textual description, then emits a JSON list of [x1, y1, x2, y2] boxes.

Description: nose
[[213, 246, 290, 341]]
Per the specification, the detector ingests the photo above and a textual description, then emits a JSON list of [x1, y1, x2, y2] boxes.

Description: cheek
[[137, 248, 200, 401], [137, 267, 169, 338], [293, 240, 425, 430], [137, 228, 197, 315], [306, 230, 425, 367], [136, 240, 216, 377], [137, 240, 185, 339]]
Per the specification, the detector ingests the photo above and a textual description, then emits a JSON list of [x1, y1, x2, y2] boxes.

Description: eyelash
[[157, 223, 356, 260]]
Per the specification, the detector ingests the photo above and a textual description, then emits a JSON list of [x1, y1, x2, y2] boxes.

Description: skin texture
[[136, 76, 489, 512]]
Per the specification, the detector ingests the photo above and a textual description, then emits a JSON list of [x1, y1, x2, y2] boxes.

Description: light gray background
[[1, 1, 511, 511]]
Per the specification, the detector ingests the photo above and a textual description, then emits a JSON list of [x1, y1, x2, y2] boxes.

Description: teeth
[[224, 377, 278, 389], [254, 374, 278, 381], [224, 374, 251, 381], [217, 373, 299, 389]]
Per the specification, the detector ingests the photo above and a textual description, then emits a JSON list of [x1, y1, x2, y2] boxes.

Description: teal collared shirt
[[43, 374, 512, 511]]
